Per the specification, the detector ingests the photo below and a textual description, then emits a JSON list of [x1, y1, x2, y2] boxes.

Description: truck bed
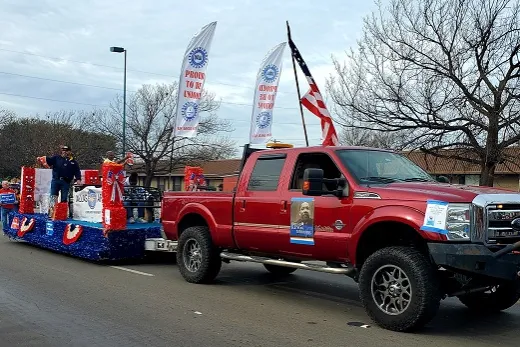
[[161, 191, 235, 242]]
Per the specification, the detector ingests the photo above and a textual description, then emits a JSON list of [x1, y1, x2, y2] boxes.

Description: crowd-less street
[[0, 237, 518, 347]]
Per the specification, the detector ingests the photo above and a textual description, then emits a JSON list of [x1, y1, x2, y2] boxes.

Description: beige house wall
[[493, 175, 520, 192]]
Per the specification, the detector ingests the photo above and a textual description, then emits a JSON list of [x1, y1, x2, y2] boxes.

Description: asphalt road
[[0, 237, 519, 347]]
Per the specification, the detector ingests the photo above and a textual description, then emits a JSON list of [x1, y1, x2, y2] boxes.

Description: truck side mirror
[[302, 168, 324, 196]]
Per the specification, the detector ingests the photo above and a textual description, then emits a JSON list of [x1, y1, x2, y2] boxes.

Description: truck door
[[282, 152, 352, 262], [232, 153, 291, 253]]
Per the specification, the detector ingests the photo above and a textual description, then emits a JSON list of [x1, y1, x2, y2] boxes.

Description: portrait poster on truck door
[[290, 197, 315, 245]]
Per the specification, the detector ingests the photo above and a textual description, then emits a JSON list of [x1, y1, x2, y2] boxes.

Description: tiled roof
[[193, 159, 242, 176], [131, 158, 242, 177], [403, 147, 520, 174], [129, 146, 520, 178]]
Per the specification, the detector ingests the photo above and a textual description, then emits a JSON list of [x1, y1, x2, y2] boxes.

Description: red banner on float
[[19, 166, 35, 214], [184, 166, 206, 191], [101, 163, 127, 232], [84, 170, 101, 185]]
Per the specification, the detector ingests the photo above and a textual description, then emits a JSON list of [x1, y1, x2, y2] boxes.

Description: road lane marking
[[109, 266, 155, 277]]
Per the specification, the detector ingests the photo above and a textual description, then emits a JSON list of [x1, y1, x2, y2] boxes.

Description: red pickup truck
[[161, 144, 520, 332]]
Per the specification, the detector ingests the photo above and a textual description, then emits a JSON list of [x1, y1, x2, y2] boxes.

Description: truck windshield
[[335, 149, 435, 185]]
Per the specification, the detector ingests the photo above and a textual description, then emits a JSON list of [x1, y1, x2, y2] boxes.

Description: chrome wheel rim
[[183, 238, 202, 272], [371, 265, 412, 315]]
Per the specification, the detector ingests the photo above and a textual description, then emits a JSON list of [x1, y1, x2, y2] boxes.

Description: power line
[[0, 91, 105, 107], [0, 47, 298, 94], [0, 91, 324, 126], [0, 71, 123, 92], [0, 47, 143, 73], [217, 135, 322, 141], [0, 70, 301, 110], [0, 85, 307, 113], [0, 92, 325, 142]]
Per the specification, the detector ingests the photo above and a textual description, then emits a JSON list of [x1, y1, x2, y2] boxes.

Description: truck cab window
[[247, 156, 286, 191], [290, 153, 342, 192]]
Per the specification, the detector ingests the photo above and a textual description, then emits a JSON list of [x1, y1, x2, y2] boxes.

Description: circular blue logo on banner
[[181, 102, 198, 121], [261, 64, 279, 83], [256, 112, 272, 129], [188, 47, 208, 68]]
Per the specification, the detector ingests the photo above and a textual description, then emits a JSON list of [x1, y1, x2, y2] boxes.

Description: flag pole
[[286, 21, 309, 147]]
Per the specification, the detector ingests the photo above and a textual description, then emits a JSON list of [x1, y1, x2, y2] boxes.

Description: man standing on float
[[38, 145, 82, 209]]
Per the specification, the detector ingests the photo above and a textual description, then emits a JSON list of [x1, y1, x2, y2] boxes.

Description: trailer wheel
[[176, 226, 221, 284], [358, 246, 441, 332]]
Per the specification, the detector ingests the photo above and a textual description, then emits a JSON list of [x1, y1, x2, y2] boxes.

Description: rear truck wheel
[[263, 264, 297, 275], [176, 226, 222, 284], [358, 246, 441, 332], [457, 283, 520, 312]]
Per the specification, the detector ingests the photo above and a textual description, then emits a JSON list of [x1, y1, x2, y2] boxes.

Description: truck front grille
[[487, 204, 520, 243]]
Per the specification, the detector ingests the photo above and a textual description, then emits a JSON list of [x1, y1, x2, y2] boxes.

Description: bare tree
[[90, 82, 236, 186], [327, 0, 520, 186], [0, 112, 116, 177], [340, 122, 407, 149], [0, 109, 16, 126]]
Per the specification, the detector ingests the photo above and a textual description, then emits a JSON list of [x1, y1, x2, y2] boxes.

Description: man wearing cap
[[40, 145, 82, 203]]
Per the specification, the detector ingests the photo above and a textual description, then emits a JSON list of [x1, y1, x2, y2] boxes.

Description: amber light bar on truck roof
[[266, 142, 294, 149], [238, 142, 294, 172]]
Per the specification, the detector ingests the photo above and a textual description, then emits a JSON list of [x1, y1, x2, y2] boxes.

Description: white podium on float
[[71, 186, 103, 223]]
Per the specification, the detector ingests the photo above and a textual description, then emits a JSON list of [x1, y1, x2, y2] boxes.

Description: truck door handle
[[281, 200, 287, 211], [239, 200, 246, 212]]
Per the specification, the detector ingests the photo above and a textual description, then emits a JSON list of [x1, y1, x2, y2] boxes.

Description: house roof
[[191, 159, 242, 176], [132, 158, 242, 177], [403, 147, 520, 175], [129, 146, 520, 178]]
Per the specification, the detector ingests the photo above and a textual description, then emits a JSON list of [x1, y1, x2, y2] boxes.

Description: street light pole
[[110, 46, 127, 157], [122, 49, 127, 156]]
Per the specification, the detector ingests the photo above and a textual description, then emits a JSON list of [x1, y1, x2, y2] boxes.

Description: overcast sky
[[0, 0, 381, 152]]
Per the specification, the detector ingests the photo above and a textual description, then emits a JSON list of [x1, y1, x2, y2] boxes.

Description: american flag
[[287, 35, 339, 146]]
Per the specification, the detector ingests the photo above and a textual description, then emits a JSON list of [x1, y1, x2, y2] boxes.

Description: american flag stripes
[[287, 34, 339, 146]]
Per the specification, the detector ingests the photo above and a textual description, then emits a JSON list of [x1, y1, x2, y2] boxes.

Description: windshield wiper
[[401, 177, 433, 182], [360, 176, 402, 183]]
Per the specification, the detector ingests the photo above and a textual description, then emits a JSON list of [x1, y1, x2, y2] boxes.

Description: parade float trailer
[[3, 162, 177, 261]]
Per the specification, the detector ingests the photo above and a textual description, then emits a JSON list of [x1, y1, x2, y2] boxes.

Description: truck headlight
[[446, 203, 470, 240]]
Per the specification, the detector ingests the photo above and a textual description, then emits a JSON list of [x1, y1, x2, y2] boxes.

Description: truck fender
[[348, 205, 446, 265], [176, 203, 218, 240]]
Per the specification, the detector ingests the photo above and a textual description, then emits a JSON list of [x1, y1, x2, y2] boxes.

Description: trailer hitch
[[492, 240, 520, 259]]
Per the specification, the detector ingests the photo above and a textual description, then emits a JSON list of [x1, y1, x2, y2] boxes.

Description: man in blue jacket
[[43, 145, 82, 203]]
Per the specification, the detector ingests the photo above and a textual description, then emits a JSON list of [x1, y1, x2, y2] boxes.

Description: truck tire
[[263, 264, 297, 275], [358, 246, 441, 332], [176, 226, 222, 284], [457, 283, 520, 312]]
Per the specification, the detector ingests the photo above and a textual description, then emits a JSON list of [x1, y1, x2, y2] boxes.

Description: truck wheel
[[358, 246, 441, 332], [458, 283, 520, 312], [176, 226, 221, 284], [263, 264, 297, 275]]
